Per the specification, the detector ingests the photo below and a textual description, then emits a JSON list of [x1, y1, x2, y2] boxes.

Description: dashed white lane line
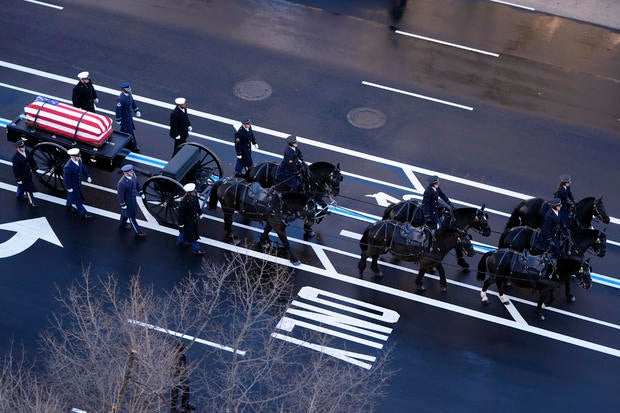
[[362, 81, 475, 111], [391, 29, 500, 58], [489, 0, 535, 11], [127, 319, 246, 355], [23, 0, 63, 10]]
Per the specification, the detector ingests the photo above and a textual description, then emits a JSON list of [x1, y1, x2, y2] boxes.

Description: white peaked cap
[[67, 148, 80, 156], [175, 97, 186, 105], [77, 71, 89, 79], [183, 183, 196, 192]]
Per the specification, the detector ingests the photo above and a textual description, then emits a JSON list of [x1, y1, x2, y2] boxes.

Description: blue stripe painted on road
[[124, 152, 167, 168], [0, 119, 9, 126]]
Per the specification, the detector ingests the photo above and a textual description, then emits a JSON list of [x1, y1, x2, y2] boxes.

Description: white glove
[[252, 143, 259, 150], [116, 121, 121, 125], [94, 98, 99, 104], [175, 135, 181, 140], [17, 181, 22, 185], [187, 126, 192, 132], [121, 205, 127, 210], [236, 155, 242, 159], [135, 111, 141, 118], [179, 224, 184, 228], [67, 188, 73, 193], [87, 177, 92, 183]]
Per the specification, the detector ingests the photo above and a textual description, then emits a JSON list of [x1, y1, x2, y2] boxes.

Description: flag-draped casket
[[24, 96, 112, 147]]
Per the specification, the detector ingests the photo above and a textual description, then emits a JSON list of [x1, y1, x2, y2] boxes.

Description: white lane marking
[[488, 0, 535, 11], [1, 181, 619, 356], [403, 168, 425, 193], [504, 300, 528, 324], [127, 319, 245, 355], [24, 0, 63, 10], [362, 81, 475, 111], [136, 196, 160, 225], [313, 245, 337, 273], [392, 29, 500, 58]]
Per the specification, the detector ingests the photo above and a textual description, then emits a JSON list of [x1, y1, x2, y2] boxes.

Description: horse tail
[[505, 201, 524, 230], [208, 179, 224, 210], [477, 251, 493, 281], [360, 226, 370, 252]]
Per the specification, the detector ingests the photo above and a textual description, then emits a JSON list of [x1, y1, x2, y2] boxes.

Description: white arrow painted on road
[[0, 217, 63, 258]]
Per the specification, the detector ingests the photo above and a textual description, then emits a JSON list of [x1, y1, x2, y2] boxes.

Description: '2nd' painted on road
[[272, 286, 400, 369]]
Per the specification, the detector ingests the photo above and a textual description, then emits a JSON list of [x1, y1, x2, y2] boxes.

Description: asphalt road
[[0, 0, 619, 411]]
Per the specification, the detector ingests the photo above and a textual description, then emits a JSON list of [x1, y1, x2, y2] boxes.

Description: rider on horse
[[421, 175, 454, 235], [553, 174, 575, 227], [276, 135, 305, 192], [540, 198, 567, 258]]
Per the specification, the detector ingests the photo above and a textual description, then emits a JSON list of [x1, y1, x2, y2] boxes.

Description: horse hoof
[[303, 230, 316, 239], [374, 271, 384, 278], [416, 285, 426, 294], [480, 291, 488, 303], [537, 313, 546, 321], [440, 285, 448, 293], [499, 295, 510, 305]]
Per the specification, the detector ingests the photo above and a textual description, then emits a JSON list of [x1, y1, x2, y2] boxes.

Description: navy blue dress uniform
[[177, 183, 206, 255], [234, 119, 257, 176], [169, 97, 192, 156], [72, 71, 99, 112], [276, 135, 304, 192], [115, 82, 141, 151], [553, 174, 575, 227], [12, 141, 37, 206], [63, 148, 92, 219], [541, 198, 563, 257], [117, 164, 145, 238], [421, 176, 452, 229]]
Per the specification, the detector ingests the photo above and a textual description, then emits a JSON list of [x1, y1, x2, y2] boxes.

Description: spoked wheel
[[179, 142, 223, 199], [31, 142, 69, 192], [141, 176, 185, 227]]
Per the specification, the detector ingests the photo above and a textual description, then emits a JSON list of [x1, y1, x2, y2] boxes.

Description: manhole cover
[[346, 107, 386, 129], [233, 80, 272, 101]]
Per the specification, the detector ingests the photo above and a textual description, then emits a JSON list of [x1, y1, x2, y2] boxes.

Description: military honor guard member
[[169, 97, 192, 156], [72, 71, 99, 112], [117, 164, 145, 238], [63, 148, 93, 219], [12, 140, 37, 207], [115, 81, 141, 152]]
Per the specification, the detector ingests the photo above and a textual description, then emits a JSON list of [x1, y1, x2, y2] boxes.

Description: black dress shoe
[[120, 223, 132, 230], [82, 214, 93, 220], [135, 232, 146, 239], [66, 206, 77, 213], [192, 249, 206, 256]]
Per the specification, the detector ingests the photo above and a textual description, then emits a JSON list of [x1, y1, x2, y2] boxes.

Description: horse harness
[[496, 249, 557, 281]]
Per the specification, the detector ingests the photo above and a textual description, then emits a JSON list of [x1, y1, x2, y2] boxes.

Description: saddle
[[506, 250, 556, 280], [397, 223, 431, 249], [247, 182, 270, 203]]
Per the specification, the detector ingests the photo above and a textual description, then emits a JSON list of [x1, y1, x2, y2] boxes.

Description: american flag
[[24, 96, 113, 147]]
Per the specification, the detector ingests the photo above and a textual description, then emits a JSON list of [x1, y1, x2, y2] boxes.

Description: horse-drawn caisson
[[6, 97, 223, 227], [5, 97, 342, 266]]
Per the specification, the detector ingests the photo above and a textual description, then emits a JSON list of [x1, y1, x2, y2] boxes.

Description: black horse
[[382, 200, 491, 269], [245, 161, 343, 237], [498, 225, 605, 301], [477, 249, 592, 320], [505, 196, 610, 231], [358, 222, 474, 290], [207, 178, 318, 265]]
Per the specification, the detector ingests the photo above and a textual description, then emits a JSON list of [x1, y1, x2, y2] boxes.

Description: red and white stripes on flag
[[24, 96, 113, 147]]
